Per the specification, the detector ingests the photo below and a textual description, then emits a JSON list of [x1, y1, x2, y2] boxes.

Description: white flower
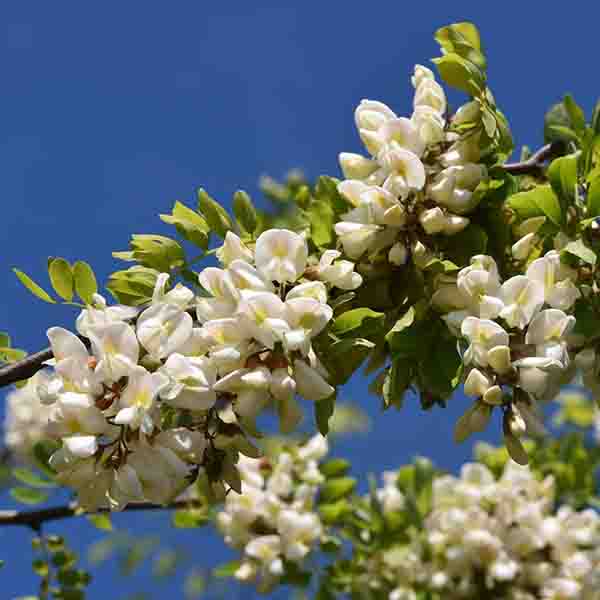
[[214, 367, 271, 419], [461, 317, 509, 367], [227, 259, 274, 295], [526, 251, 581, 310], [109, 464, 144, 510], [196, 267, 239, 322], [127, 439, 190, 505], [500, 275, 545, 329], [158, 353, 217, 410], [379, 117, 426, 157], [389, 242, 409, 266], [254, 229, 308, 283], [293, 359, 334, 401], [4, 371, 54, 459], [75, 294, 138, 338], [47, 327, 98, 393], [88, 321, 139, 381], [278, 509, 322, 561], [137, 303, 193, 359], [413, 78, 446, 115], [525, 309, 575, 366], [316, 250, 362, 290], [411, 105, 445, 145], [47, 392, 108, 441], [114, 366, 165, 433], [284, 297, 332, 354], [338, 152, 379, 180], [512, 232, 538, 260], [285, 281, 328, 304], [464, 369, 503, 405], [237, 292, 290, 349], [334, 221, 382, 259], [216, 231, 253, 266], [246, 535, 284, 576], [378, 146, 426, 193]]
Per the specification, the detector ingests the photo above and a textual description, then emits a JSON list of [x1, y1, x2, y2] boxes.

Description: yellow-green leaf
[[13, 269, 56, 303], [87, 514, 113, 531], [48, 258, 74, 301], [73, 261, 98, 304]]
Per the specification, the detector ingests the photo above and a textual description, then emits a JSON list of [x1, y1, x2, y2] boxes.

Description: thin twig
[[0, 499, 203, 530], [502, 141, 564, 175]]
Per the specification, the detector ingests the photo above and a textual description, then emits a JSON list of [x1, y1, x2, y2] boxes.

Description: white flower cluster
[[433, 251, 581, 455], [4, 371, 54, 460], [216, 434, 328, 592], [335, 65, 486, 266], [26, 228, 360, 510], [382, 462, 600, 600]]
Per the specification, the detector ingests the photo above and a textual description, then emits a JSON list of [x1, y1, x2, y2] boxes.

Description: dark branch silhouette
[[0, 499, 204, 530], [501, 141, 564, 175]]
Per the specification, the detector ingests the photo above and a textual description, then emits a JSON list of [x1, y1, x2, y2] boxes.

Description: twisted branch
[[0, 499, 203, 530], [501, 141, 564, 175]]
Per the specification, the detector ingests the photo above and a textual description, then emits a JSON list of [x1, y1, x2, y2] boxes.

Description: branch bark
[[501, 141, 564, 175], [0, 499, 203, 530]]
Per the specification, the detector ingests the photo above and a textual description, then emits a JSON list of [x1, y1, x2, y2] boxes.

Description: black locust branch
[[0, 499, 204, 530], [0, 142, 567, 392], [501, 141, 564, 175]]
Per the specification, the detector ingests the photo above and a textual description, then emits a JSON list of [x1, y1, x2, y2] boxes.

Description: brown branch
[[501, 141, 564, 175], [0, 499, 203, 530]]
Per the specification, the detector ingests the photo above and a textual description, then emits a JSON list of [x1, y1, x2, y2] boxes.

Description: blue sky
[[1, 2, 600, 598]]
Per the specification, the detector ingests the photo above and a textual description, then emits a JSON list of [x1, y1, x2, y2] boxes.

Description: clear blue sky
[[1, 2, 599, 598]]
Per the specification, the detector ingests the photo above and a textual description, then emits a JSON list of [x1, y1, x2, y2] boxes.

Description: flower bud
[[420, 207, 447, 234], [453, 101, 480, 125], [338, 152, 378, 180], [511, 232, 537, 260], [388, 241, 409, 266], [487, 345, 512, 374]]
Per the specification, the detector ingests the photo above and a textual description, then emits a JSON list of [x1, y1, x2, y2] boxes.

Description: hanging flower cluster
[[4, 371, 54, 461], [216, 434, 328, 592], [32, 229, 360, 510], [432, 250, 582, 461], [377, 461, 600, 600], [335, 65, 486, 267]]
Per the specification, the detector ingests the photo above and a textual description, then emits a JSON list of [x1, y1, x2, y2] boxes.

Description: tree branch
[[501, 141, 564, 175], [0, 499, 203, 530], [0, 144, 568, 393]]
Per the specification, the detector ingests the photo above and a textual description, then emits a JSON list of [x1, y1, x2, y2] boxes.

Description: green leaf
[[320, 477, 356, 503], [442, 224, 488, 266], [507, 185, 562, 227], [12, 468, 56, 488], [319, 458, 351, 478], [32, 440, 60, 477], [432, 53, 483, 95], [196, 188, 233, 239], [573, 300, 600, 340], [0, 347, 27, 362], [544, 101, 576, 144], [13, 269, 56, 304], [233, 190, 258, 235], [315, 337, 374, 385], [548, 154, 578, 213], [564, 94, 586, 134], [419, 334, 462, 400], [10, 486, 49, 505], [319, 499, 350, 524], [308, 198, 335, 248], [383, 360, 413, 409], [315, 393, 336, 436], [0, 332, 10, 348], [48, 258, 74, 301], [587, 175, 600, 218], [563, 239, 597, 265], [213, 560, 242, 578], [87, 514, 113, 531], [172, 508, 209, 528], [434, 22, 486, 69], [332, 307, 384, 337], [160, 201, 209, 249], [72, 261, 98, 304]]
